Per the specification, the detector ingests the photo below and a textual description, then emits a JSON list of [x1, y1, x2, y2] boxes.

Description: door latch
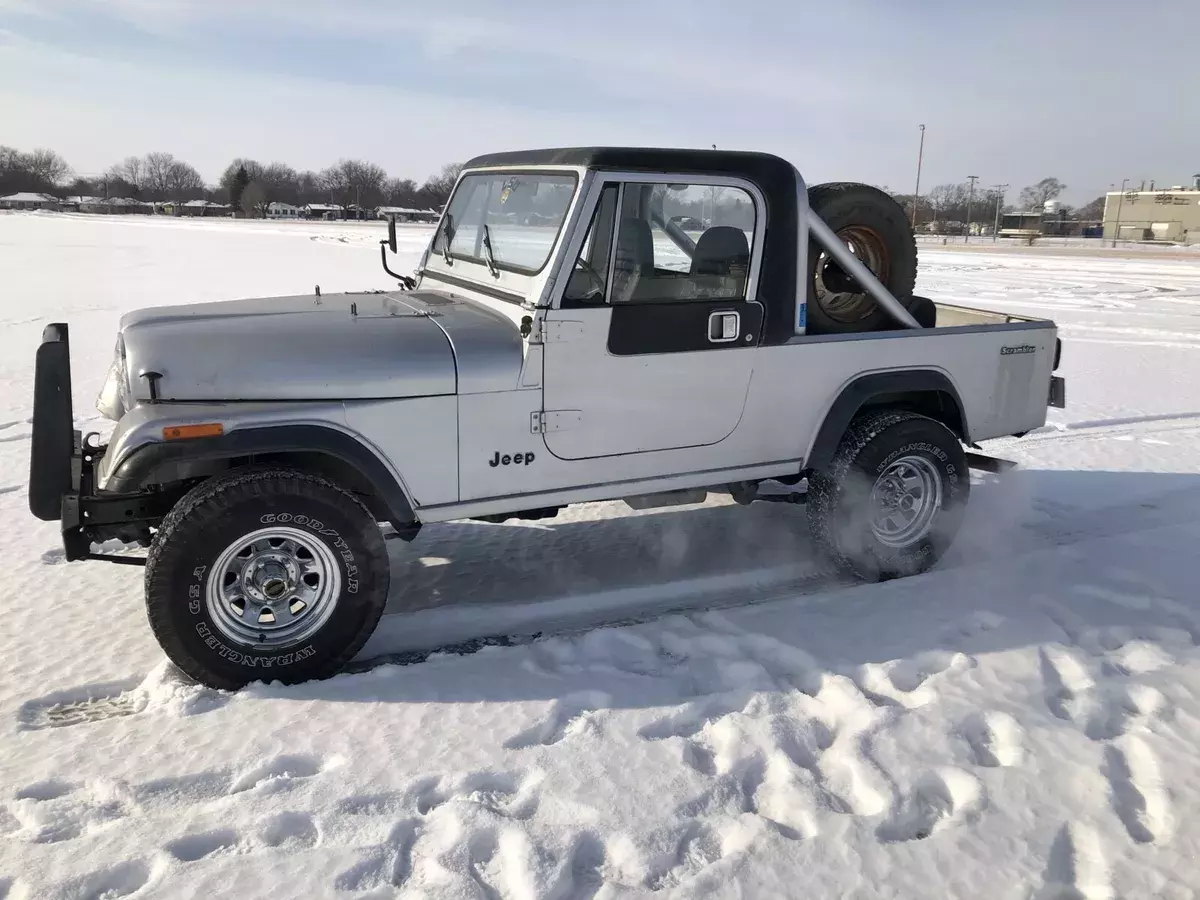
[[708, 310, 740, 343]]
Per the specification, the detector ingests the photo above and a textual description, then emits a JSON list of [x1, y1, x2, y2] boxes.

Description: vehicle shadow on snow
[[240, 466, 1200, 708], [381, 498, 822, 615]]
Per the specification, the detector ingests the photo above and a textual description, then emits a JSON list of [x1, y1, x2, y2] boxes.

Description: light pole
[[991, 183, 1008, 242], [1111, 177, 1129, 247], [911, 124, 925, 228], [965, 175, 979, 243]]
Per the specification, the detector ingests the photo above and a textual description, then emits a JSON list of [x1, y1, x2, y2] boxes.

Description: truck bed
[[932, 301, 1043, 328]]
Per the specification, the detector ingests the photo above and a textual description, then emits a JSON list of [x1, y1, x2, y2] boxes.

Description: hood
[[120, 291, 456, 402]]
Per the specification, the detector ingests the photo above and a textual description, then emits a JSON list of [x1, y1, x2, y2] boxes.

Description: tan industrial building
[[1103, 177, 1200, 243]]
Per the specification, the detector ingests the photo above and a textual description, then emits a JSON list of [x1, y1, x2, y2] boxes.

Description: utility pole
[[1111, 177, 1129, 247], [911, 124, 925, 228], [965, 175, 979, 243], [991, 183, 1008, 242]]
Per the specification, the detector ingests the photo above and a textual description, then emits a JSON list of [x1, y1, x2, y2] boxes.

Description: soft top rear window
[[433, 172, 577, 275]]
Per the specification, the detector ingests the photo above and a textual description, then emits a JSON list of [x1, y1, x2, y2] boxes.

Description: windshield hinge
[[533, 320, 582, 344], [530, 409, 581, 434]]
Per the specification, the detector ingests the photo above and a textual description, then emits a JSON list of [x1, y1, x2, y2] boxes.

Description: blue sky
[[2, 0, 1197, 203]]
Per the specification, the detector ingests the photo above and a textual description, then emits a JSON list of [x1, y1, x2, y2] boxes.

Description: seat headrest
[[691, 226, 750, 277]]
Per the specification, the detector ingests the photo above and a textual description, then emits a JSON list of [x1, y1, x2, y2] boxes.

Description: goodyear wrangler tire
[[145, 468, 389, 690], [807, 411, 968, 581], [805, 183, 918, 335]]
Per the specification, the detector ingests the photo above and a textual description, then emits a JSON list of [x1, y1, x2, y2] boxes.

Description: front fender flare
[[105, 425, 416, 525], [804, 370, 970, 473]]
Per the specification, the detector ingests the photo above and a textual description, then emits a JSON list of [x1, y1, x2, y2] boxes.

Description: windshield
[[432, 172, 577, 274]]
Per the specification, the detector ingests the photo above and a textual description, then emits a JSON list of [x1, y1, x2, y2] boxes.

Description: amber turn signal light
[[162, 423, 224, 440]]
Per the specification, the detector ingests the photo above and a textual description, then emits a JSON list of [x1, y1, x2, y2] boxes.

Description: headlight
[[95, 337, 130, 421]]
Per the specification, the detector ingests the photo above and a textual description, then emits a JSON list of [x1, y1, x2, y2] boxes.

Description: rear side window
[[610, 182, 756, 304], [433, 172, 577, 274]]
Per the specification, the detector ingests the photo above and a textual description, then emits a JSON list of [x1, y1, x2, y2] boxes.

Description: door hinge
[[532, 320, 583, 343], [530, 409, 582, 433]]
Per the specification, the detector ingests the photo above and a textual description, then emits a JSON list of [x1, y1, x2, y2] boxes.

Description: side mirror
[[387, 215, 397, 254]]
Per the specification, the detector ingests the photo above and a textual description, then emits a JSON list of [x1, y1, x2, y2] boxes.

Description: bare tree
[[139, 152, 206, 200], [383, 177, 420, 207], [417, 162, 463, 208], [295, 170, 322, 205], [256, 162, 299, 211], [1075, 195, 1105, 221], [0, 145, 27, 193], [165, 159, 206, 200], [320, 158, 388, 208], [142, 151, 177, 199], [107, 156, 146, 196], [23, 148, 71, 188], [927, 183, 968, 225], [1019, 178, 1066, 211]]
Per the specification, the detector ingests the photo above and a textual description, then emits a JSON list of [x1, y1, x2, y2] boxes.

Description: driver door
[[540, 176, 763, 462]]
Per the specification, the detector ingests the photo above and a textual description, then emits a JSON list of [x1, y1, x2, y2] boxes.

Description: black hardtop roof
[[462, 146, 803, 347], [462, 146, 798, 186]]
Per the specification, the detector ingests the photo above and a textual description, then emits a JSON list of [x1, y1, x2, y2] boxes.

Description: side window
[[563, 185, 618, 305], [610, 182, 756, 304]]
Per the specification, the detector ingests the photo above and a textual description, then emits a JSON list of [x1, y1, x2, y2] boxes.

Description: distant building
[[1103, 178, 1200, 243], [0, 192, 60, 211], [176, 199, 231, 217], [376, 206, 439, 223], [61, 195, 101, 211], [304, 203, 343, 220], [266, 202, 303, 219], [999, 200, 1083, 239], [79, 197, 151, 215]]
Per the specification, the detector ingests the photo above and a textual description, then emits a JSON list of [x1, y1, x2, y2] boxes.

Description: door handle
[[708, 310, 740, 343]]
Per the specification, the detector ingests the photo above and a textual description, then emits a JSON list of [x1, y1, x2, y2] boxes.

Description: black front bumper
[[29, 324, 172, 563]]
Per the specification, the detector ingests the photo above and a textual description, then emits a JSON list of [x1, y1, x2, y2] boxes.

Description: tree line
[[887, 177, 1106, 227], [3, 144, 1111, 225], [0, 144, 463, 213]]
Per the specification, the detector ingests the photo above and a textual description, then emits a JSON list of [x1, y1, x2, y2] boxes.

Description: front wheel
[[807, 411, 968, 581], [145, 468, 390, 690]]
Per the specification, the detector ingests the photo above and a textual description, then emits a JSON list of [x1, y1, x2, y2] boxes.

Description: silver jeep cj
[[29, 147, 1064, 688]]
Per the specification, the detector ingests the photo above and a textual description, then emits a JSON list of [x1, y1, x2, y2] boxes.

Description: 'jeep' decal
[[489, 451, 535, 467]]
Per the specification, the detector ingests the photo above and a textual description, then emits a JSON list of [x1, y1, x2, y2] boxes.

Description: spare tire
[[805, 183, 917, 335]]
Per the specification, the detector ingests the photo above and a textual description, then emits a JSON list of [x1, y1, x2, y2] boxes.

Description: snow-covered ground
[[3, 212, 1200, 899]]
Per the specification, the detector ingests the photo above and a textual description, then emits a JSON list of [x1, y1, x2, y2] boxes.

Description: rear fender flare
[[106, 424, 417, 524], [804, 370, 970, 473]]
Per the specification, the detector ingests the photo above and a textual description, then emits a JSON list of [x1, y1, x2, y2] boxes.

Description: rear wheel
[[806, 183, 918, 335], [145, 468, 390, 690], [807, 411, 968, 580]]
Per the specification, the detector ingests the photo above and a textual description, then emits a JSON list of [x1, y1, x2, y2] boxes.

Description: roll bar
[[804, 211, 920, 331]]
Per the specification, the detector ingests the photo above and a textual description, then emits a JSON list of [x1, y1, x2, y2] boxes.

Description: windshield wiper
[[440, 213, 454, 265], [481, 223, 501, 278]]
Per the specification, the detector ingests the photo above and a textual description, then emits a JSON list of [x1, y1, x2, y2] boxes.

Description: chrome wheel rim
[[869, 455, 943, 547], [205, 526, 341, 648]]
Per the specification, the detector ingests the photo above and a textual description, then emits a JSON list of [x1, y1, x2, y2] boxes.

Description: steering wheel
[[572, 257, 607, 301]]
